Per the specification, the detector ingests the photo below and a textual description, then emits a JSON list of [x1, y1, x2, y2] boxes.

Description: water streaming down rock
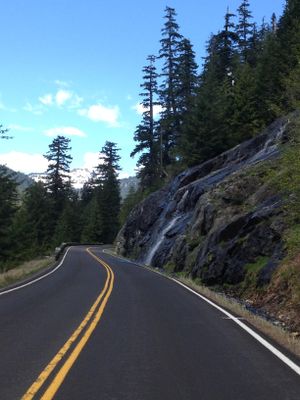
[[116, 115, 291, 283], [145, 215, 180, 265]]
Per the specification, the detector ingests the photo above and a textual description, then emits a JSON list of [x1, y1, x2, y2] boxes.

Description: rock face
[[116, 117, 290, 286]]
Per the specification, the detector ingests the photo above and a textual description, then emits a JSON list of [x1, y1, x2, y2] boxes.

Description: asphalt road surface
[[0, 246, 299, 399]]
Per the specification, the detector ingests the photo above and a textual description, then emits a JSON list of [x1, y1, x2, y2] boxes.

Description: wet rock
[[116, 114, 292, 285]]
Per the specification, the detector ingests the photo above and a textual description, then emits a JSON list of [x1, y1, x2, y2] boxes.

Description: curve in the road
[[21, 248, 114, 400], [0, 247, 72, 296], [106, 250, 300, 377]]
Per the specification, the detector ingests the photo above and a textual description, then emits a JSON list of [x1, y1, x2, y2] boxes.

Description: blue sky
[[0, 0, 284, 177]]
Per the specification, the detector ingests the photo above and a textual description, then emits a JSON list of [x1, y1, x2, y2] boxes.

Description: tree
[[94, 141, 121, 243], [216, 8, 239, 79], [158, 6, 183, 166], [0, 166, 18, 268], [44, 135, 73, 219], [236, 0, 254, 62], [53, 190, 82, 245], [179, 10, 238, 167], [176, 38, 198, 163], [277, 0, 300, 112], [176, 38, 198, 114], [131, 55, 161, 189], [81, 195, 103, 243], [13, 182, 52, 258]]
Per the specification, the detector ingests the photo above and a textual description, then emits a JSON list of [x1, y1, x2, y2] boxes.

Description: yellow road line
[[21, 248, 114, 400]]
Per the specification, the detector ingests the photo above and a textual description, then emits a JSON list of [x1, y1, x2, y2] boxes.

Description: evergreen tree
[[13, 182, 52, 258], [217, 8, 239, 78], [158, 6, 183, 166], [44, 135, 73, 220], [176, 38, 198, 164], [271, 13, 278, 33], [81, 195, 103, 243], [0, 166, 18, 269], [53, 190, 82, 245], [179, 10, 238, 166], [95, 141, 121, 243], [277, 0, 300, 112], [131, 55, 161, 189], [176, 38, 198, 113], [81, 179, 95, 207], [236, 0, 253, 62]]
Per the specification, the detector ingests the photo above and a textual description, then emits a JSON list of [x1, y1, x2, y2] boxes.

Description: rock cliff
[[117, 116, 291, 289]]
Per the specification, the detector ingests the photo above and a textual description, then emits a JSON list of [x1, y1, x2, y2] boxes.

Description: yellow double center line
[[22, 247, 114, 400]]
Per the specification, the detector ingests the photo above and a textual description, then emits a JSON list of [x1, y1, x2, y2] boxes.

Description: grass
[[173, 275, 300, 358], [110, 246, 300, 358], [0, 257, 54, 289]]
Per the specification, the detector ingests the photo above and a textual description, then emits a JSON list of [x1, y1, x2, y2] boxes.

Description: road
[[0, 246, 299, 399]]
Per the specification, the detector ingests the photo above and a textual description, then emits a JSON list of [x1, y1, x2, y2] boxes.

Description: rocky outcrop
[[116, 116, 290, 287]]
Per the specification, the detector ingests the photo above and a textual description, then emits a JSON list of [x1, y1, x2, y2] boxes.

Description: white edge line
[[0, 247, 72, 296], [103, 250, 300, 376]]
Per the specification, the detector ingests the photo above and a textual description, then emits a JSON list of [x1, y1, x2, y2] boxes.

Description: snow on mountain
[[28, 168, 139, 197], [29, 168, 93, 189]]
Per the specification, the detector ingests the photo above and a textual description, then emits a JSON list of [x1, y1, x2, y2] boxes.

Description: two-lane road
[[0, 246, 299, 399]]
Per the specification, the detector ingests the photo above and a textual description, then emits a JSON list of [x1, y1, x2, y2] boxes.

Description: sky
[[0, 0, 285, 178]]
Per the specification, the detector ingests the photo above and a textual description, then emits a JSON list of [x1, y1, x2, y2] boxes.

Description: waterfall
[[248, 124, 285, 165], [144, 216, 179, 266]]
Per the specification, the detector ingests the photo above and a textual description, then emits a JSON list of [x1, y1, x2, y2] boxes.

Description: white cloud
[[44, 126, 87, 138], [8, 124, 34, 132], [79, 104, 120, 127], [39, 94, 53, 106], [23, 102, 44, 115], [134, 102, 164, 118], [83, 152, 100, 170], [55, 89, 72, 106], [38, 89, 83, 109], [54, 80, 70, 87], [0, 152, 48, 174]]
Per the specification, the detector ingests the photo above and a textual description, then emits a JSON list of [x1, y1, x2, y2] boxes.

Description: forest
[[0, 0, 300, 271]]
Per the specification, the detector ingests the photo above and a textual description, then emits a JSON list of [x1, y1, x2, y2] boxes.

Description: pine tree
[[44, 135, 73, 219], [271, 13, 278, 33], [236, 0, 253, 62], [53, 190, 82, 245], [158, 6, 183, 166], [277, 0, 300, 112], [131, 55, 161, 189], [95, 141, 121, 243], [81, 195, 103, 243], [176, 38, 198, 163], [0, 166, 18, 268], [176, 38, 198, 113], [13, 182, 52, 258], [217, 8, 239, 78]]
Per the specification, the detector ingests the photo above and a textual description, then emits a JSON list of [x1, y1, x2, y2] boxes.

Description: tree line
[[0, 136, 121, 271], [131, 0, 300, 191], [1, 0, 300, 269]]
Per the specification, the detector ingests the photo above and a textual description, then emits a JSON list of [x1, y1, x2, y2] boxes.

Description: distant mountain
[[119, 176, 139, 199], [28, 168, 139, 199], [0, 165, 34, 192]]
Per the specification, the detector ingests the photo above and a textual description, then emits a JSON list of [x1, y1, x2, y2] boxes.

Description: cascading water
[[116, 114, 291, 268], [144, 215, 179, 265]]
